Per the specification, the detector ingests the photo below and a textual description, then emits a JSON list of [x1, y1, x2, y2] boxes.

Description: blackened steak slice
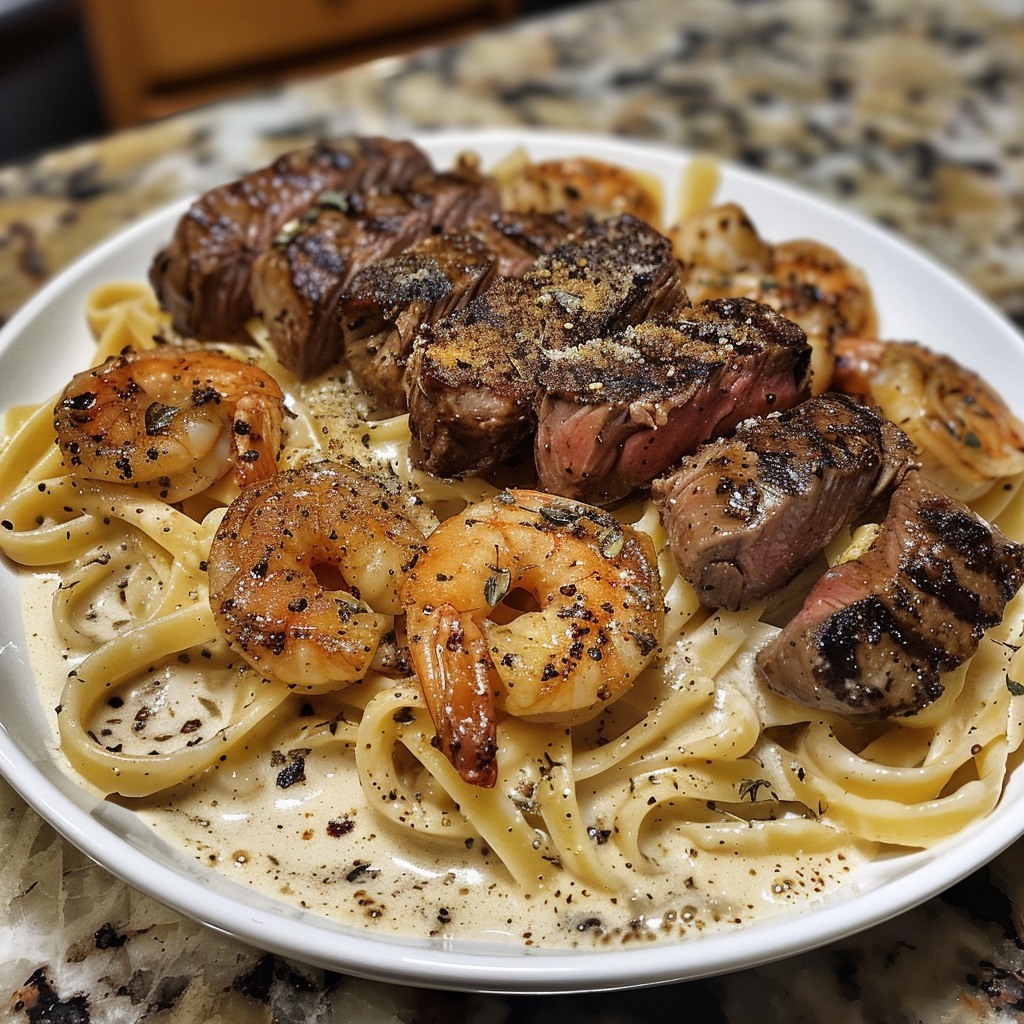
[[340, 233, 498, 415], [756, 470, 1024, 718], [406, 276, 558, 478], [250, 193, 433, 379], [535, 298, 812, 505], [149, 136, 432, 343], [467, 210, 577, 277], [529, 214, 688, 338], [652, 393, 917, 610], [251, 169, 501, 379], [407, 215, 687, 479]]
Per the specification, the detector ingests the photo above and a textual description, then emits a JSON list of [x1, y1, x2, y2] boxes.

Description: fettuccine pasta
[[2, 256, 1024, 949]]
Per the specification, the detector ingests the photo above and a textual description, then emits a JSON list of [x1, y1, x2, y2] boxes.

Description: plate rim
[[1, 127, 1023, 995]]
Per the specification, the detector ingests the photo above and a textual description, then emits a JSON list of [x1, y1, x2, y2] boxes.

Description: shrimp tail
[[421, 604, 498, 788], [231, 392, 282, 487]]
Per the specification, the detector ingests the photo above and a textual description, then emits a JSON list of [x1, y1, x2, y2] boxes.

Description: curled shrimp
[[671, 202, 876, 391], [833, 336, 1024, 501], [54, 345, 286, 502], [402, 488, 664, 787], [495, 151, 662, 225], [208, 461, 427, 690]]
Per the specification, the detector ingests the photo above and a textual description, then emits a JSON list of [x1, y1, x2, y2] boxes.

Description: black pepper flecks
[[275, 757, 306, 788]]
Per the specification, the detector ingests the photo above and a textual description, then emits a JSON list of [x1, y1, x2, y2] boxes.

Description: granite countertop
[[3, 0, 1024, 1020]]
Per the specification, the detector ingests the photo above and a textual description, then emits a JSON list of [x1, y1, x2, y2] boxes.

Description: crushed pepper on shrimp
[[495, 152, 663, 225], [208, 461, 427, 690], [833, 336, 1024, 501], [402, 488, 664, 788], [54, 345, 286, 502]]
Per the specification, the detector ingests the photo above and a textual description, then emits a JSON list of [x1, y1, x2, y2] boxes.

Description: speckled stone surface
[[3, 0, 1024, 1020]]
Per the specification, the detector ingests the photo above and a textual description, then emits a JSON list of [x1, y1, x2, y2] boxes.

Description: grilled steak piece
[[535, 298, 812, 505], [250, 193, 432, 378], [149, 136, 432, 342], [532, 214, 689, 337], [406, 276, 558, 478], [340, 233, 499, 415], [652, 393, 917, 610], [466, 210, 577, 277], [251, 168, 501, 379], [756, 470, 1024, 718], [407, 215, 687, 479]]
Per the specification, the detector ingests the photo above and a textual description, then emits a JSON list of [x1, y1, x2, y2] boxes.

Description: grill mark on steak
[[340, 233, 499, 415], [149, 136, 432, 343], [342, 213, 577, 412], [407, 215, 687, 479], [755, 470, 1024, 718], [536, 215, 689, 335], [809, 596, 949, 711], [405, 276, 560, 478], [651, 393, 917, 610], [535, 297, 812, 504], [251, 168, 501, 379], [250, 194, 431, 378], [466, 210, 577, 277]]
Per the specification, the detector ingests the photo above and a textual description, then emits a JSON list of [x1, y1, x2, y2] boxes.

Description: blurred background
[[0, 0, 580, 165]]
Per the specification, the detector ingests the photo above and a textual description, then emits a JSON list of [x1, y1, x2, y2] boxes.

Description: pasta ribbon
[[0, 278, 1022, 926]]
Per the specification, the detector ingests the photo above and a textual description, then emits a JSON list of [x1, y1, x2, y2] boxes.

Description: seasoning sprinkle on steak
[[340, 233, 499, 415], [407, 214, 687, 479], [755, 469, 1024, 718], [535, 297, 812, 504], [652, 393, 916, 610], [251, 164, 501, 379]]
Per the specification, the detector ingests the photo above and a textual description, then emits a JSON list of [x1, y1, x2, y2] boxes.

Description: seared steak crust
[[756, 470, 1024, 718], [149, 136, 432, 342], [652, 393, 917, 610], [407, 215, 687, 479], [535, 298, 812, 504], [406, 276, 558, 478], [250, 194, 432, 378], [252, 169, 501, 378], [341, 233, 498, 415], [466, 210, 577, 277], [534, 214, 688, 337]]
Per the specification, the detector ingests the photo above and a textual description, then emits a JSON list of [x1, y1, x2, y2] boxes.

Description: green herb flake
[[484, 566, 511, 607], [145, 402, 180, 434], [738, 778, 774, 802]]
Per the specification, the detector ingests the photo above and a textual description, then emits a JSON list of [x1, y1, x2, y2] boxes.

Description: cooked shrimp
[[54, 345, 286, 502], [671, 203, 877, 392], [671, 201, 773, 276], [402, 488, 664, 787], [208, 461, 427, 690], [833, 336, 1024, 501], [496, 152, 662, 225]]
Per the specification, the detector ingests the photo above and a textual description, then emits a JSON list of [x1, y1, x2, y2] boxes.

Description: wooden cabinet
[[83, 0, 517, 127]]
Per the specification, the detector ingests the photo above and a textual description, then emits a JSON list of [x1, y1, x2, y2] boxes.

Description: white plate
[[1, 129, 1023, 995]]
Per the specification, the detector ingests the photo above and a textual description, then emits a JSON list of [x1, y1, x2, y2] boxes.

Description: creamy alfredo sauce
[[21, 570, 865, 951]]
